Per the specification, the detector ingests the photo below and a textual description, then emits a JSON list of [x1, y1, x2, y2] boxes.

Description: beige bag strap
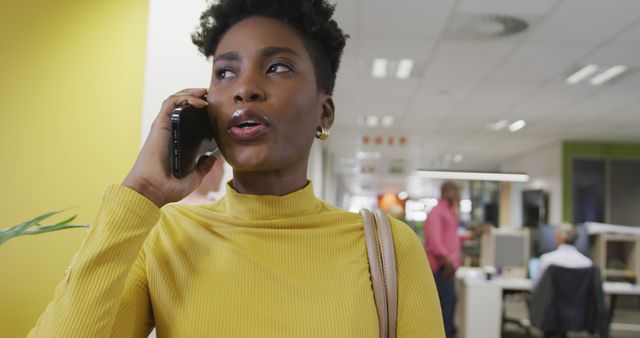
[[360, 208, 398, 338]]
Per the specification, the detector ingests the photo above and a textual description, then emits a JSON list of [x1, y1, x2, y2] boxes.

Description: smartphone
[[170, 103, 218, 178]]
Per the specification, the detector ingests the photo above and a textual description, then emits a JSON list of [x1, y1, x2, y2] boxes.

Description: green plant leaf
[[21, 224, 88, 235], [5, 210, 62, 235], [0, 209, 87, 246]]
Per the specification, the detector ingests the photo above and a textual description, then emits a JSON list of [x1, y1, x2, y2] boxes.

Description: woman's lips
[[228, 124, 270, 141], [227, 109, 271, 141]]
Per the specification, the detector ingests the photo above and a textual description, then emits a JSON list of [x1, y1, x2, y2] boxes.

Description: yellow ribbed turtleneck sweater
[[28, 182, 444, 337]]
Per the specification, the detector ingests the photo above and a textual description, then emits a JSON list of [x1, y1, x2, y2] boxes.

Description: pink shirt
[[424, 199, 461, 272]]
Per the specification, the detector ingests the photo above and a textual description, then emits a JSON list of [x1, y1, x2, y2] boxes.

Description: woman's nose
[[233, 78, 265, 103]]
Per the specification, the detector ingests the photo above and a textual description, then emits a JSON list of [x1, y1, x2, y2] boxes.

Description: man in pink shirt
[[424, 181, 461, 338]]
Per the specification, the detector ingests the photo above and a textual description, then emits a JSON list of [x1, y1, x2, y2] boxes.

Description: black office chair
[[528, 265, 609, 338]]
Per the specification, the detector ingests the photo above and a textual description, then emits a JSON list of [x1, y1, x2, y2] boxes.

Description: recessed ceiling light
[[366, 115, 379, 127], [589, 65, 628, 85], [357, 151, 382, 160], [396, 59, 414, 79], [381, 115, 394, 127], [372, 58, 387, 78], [453, 154, 464, 163], [487, 120, 509, 131], [509, 120, 526, 132], [566, 64, 599, 85]]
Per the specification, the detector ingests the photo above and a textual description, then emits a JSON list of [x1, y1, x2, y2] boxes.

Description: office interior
[[1, 0, 640, 337]]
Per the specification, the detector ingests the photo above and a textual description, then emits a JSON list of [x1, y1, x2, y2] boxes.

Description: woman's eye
[[217, 69, 236, 80], [267, 63, 292, 74]]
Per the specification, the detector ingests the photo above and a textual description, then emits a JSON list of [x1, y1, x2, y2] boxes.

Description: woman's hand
[[122, 88, 216, 207]]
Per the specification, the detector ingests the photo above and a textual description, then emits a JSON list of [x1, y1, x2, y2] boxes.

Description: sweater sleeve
[[27, 185, 160, 338], [392, 219, 445, 338]]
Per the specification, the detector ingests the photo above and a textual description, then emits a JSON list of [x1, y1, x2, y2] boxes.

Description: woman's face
[[207, 16, 334, 173]]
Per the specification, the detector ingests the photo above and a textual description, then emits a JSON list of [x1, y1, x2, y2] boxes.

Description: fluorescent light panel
[[357, 151, 382, 160], [381, 115, 394, 127], [416, 170, 530, 182], [509, 120, 526, 132], [372, 59, 387, 78], [372, 58, 413, 79], [396, 59, 413, 79], [566, 64, 599, 85], [366, 115, 379, 127], [488, 120, 508, 131], [589, 65, 627, 85]]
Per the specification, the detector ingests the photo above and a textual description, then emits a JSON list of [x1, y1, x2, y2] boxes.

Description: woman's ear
[[320, 95, 335, 129]]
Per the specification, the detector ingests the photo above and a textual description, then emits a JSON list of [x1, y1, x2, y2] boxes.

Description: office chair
[[528, 265, 609, 338]]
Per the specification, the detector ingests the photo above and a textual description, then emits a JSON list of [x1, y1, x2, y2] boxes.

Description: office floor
[[501, 296, 640, 338]]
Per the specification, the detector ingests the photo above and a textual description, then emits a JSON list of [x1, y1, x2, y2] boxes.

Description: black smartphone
[[170, 104, 218, 178]]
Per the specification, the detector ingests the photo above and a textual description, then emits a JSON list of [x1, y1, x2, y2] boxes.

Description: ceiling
[[328, 0, 640, 177]]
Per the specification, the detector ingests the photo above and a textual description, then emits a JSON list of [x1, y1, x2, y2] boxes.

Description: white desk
[[455, 268, 640, 338]]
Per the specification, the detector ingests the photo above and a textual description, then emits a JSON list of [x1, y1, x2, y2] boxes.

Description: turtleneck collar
[[223, 180, 322, 220]]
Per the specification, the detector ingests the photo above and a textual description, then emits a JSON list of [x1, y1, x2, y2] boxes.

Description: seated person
[[532, 223, 592, 289]]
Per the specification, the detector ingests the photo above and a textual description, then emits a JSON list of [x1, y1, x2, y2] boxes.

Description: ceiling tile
[[528, 0, 640, 44], [333, 0, 359, 38], [618, 72, 640, 85], [359, 0, 454, 39], [604, 104, 640, 124], [613, 20, 640, 44], [588, 44, 640, 67], [423, 40, 516, 81], [562, 84, 640, 121], [507, 80, 598, 118], [608, 125, 640, 142], [335, 43, 359, 83], [327, 0, 640, 175], [491, 43, 592, 81], [458, 79, 542, 115], [415, 78, 478, 101], [405, 99, 461, 120], [353, 78, 420, 101], [358, 98, 410, 118], [453, 106, 510, 123], [458, 0, 559, 16]]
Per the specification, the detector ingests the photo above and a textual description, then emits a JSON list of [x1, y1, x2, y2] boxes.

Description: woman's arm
[[391, 219, 446, 337], [109, 248, 155, 338], [27, 185, 159, 338], [28, 89, 214, 337]]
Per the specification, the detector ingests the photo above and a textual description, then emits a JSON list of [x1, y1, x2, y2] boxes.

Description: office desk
[[455, 268, 640, 338]]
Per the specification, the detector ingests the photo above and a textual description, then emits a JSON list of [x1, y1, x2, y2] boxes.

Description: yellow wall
[[0, 1, 148, 336]]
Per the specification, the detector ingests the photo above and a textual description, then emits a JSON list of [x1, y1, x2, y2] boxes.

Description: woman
[[28, 0, 444, 337]]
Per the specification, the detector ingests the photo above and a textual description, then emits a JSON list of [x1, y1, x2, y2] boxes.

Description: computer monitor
[[537, 224, 589, 257], [481, 227, 530, 278]]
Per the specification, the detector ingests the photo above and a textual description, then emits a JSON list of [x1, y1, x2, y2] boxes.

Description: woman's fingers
[[163, 89, 207, 110], [173, 88, 208, 96], [152, 89, 209, 129]]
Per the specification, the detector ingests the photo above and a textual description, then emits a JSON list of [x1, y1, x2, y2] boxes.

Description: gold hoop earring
[[315, 126, 329, 141]]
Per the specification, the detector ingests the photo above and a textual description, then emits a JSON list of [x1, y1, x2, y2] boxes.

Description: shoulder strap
[[360, 208, 398, 338]]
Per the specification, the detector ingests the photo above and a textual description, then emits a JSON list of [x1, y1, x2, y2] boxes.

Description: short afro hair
[[192, 0, 349, 95]]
